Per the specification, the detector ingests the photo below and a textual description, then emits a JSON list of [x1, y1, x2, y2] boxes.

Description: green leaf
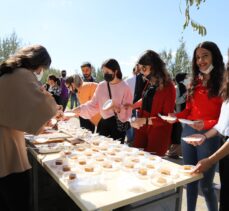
[[183, 0, 207, 36]]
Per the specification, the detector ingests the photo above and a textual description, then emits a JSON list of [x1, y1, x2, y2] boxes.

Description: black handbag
[[107, 82, 130, 132]]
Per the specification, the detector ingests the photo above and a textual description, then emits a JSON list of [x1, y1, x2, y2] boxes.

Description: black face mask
[[146, 72, 153, 80], [104, 73, 114, 82], [143, 73, 153, 82], [62, 73, 66, 78]]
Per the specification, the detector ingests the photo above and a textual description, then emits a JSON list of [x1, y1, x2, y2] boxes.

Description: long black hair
[[0, 44, 51, 77], [189, 41, 225, 98]]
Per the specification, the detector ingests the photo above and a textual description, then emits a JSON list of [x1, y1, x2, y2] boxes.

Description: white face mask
[[200, 64, 214, 75], [34, 69, 44, 81], [183, 78, 191, 87]]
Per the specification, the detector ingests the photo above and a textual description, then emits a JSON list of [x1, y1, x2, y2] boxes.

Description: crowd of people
[[0, 41, 228, 211]]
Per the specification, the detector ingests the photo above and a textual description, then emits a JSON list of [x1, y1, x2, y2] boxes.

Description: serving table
[[26, 128, 202, 211]]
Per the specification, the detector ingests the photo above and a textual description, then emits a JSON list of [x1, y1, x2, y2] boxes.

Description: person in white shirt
[[187, 63, 229, 211], [125, 67, 137, 97], [166, 73, 188, 158], [125, 65, 146, 145]]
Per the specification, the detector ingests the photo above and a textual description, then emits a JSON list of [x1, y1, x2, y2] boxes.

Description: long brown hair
[[0, 45, 51, 77], [137, 50, 171, 86]]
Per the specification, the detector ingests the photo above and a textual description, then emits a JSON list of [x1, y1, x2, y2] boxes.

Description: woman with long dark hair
[[189, 62, 229, 211], [131, 50, 176, 156], [0, 45, 57, 211], [168, 41, 225, 211]]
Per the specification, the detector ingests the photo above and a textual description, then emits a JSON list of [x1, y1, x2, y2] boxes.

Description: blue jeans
[[126, 110, 138, 145], [126, 127, 134, 144], [70, 93, 78, 109], [181, 125, 220, 211]]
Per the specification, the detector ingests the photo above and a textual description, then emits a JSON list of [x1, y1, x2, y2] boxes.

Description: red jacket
[[134, 81, 176, 156], [176, 81, 222, 130], [137, 81, 176, 125]]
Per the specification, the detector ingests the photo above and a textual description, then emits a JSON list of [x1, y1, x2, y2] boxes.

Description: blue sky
[[0, 0, 228, 77]]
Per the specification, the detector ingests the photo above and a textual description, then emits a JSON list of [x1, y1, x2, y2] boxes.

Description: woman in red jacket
[[168, 41, 224, 211], [131, 50, 176, 156]]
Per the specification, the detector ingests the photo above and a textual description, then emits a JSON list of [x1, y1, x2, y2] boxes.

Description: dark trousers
[[0, 170, 31, 211], [219, 153, 229, 211], [171, 122, 183, 144], [70, 93, 78, 109], [79, 116, 95, 133], [60, 97, 69, 111], [97, 116, 126, 144]]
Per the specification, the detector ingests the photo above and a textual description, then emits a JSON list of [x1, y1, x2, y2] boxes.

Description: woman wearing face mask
[[130, 50, 176, 156], [167, 41, 224, 211], [34, 68, 44, 81], [73, 58, 132, 143], [188, 62, 229, 211], [0, 45, 57, 211]]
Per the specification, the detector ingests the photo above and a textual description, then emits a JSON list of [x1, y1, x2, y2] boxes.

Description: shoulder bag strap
[[107, 82, 118, 117], [107, 82, 112, 99]]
